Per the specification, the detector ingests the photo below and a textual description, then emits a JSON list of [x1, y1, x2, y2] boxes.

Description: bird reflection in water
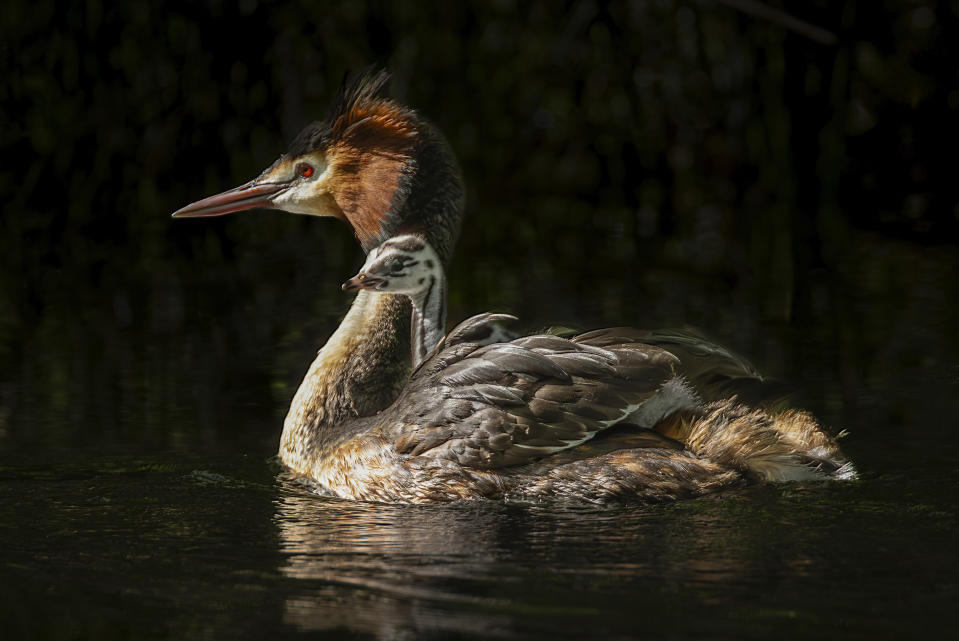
[[271, 475, 833, 638], [273, 475, 515, 637]]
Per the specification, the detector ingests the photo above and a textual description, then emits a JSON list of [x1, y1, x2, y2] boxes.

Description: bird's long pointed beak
[[171, 180, 291, 218]]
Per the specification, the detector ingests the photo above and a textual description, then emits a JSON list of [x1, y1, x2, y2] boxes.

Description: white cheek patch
[[273, 183, 321, 216], [268, 155, 332, 216]]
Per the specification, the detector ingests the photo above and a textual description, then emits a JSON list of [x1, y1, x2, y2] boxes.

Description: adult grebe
[[172, 72, 855, 503]]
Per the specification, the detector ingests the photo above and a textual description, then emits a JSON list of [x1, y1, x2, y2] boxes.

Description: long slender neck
[[278, 119, 464, 474], [409, 270, 447, 369], [278, 290, 411, 473]]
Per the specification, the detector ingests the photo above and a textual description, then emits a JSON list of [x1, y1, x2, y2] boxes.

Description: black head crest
[[286, 69, 395, 157]]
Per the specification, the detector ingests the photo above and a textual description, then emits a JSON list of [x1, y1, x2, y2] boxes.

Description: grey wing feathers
[[574, 327, 790, 404], [384, 331, 679, 469], [574, 327, 757, 378]]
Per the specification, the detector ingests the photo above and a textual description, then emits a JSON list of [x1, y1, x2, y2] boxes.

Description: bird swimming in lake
[[172, 71, 855, 503]]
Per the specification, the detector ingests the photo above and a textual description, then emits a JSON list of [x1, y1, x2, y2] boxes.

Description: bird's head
[[172, 71, 463, 264], [341, 234, 442, 297]]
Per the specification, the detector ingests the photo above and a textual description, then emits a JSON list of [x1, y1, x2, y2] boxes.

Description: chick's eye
[[298, 163, 315, 178], [390, 258, 404, 273]]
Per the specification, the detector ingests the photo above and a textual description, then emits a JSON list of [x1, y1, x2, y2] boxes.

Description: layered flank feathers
[[372, 314, 856, 499], [382, 317, 682, 469], [513, 448, 743, 504]]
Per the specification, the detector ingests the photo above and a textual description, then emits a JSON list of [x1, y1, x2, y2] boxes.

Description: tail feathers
[[656, 398, 857, 483]]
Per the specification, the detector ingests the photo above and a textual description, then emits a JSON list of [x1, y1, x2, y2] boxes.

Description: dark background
[[2, 2, 958, 639], [2, 0, 956, 461]]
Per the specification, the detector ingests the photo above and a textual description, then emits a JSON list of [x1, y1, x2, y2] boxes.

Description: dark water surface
[[1, 443, 956, 640], [4, 1, 959, 638], [2, 228, 957, 640], [0, 445, 954, 641]]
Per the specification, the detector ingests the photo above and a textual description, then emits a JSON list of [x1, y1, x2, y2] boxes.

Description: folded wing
[[381, 316, 680, 469]]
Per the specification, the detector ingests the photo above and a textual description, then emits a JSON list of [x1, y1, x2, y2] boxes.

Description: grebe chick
[[342, 234, 447, 369]]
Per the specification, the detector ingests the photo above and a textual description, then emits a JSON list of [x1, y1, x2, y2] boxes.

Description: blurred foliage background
[[0, 0, 956, 465]]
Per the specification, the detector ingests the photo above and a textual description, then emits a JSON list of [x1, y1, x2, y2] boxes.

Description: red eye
[[298, 163, 314, 178]]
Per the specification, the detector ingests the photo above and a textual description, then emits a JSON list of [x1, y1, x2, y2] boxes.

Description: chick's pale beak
[[171, 180, 291, 218], [341, 274, 383, 291]]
